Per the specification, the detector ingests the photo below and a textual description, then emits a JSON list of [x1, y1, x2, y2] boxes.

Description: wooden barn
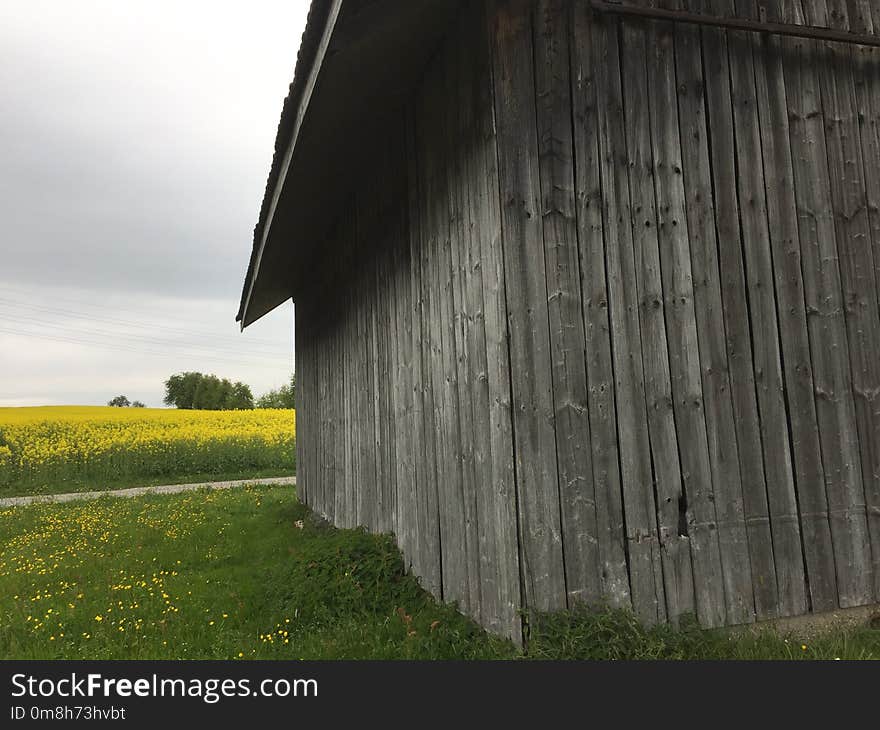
[[238, 0, 880, 641]]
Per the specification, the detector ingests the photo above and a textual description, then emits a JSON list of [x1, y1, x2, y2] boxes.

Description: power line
[[0, 295, 290, 348], [0, 282, 264, 327], [0, 326, 292, 370], [0, 308, 292, 359], [0, 283, 292, 345]]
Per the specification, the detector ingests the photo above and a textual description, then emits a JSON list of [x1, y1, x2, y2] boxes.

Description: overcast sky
[[0, 0, 311, 407]]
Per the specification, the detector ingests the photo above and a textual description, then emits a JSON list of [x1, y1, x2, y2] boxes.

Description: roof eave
[[237, 0, 466, 329], [237, 0, 343, 329]]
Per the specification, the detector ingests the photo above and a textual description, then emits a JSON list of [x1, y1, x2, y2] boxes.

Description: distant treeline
[[163, 372, 296, 411]]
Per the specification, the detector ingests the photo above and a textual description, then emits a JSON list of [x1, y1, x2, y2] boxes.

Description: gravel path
[[0, 476, 297, 508]]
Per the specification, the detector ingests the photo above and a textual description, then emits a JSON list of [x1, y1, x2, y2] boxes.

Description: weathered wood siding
[[294, 0, 880, 641]]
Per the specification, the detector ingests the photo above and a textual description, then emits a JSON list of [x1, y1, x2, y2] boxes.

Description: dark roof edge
[[236, 0, 339, 327]]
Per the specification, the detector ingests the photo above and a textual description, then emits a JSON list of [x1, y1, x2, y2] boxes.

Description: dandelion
[[95, 615, 103, 622]]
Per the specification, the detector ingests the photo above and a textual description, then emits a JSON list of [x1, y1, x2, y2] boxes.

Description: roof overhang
[[237, 0, 465, 328]]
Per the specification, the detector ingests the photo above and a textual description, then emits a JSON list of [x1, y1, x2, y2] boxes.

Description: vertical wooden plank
[[314, 299, 323, 517], [306, 301, 316, 512], [730, 2, 820, 613], [306, 302, 314, 509], [332, 237, 344, 527], [367, 201, 380, 534], [350, 208, 360, 530], [704, 0, 787, 618], [421, 42, 471, 611], [438, 47, 469, 607], [570, 0, 632, 609], [335, 217, 349, 526], [620, 9, 695, 624], [371, 194, 385, 533], [342, 208, 359, 529], [869, 0, 880, 30], [354, 192, 369, 528], [645, 9, 732, 626], [314, 302, 321, 515], [310, 297, 319, 518], [294, 304, 306, 507], [381, 124, 404, 550], [673, 0, 762, 624], [444, 31, 482, 617], [419, 58, 455, 604], [304, 299, 314, 513], [318, 295, 328, 520], [825, 0, 852, 28], [375, 231, 388, 533], [325, 300, 334, 522], [478, 0, 524, 641], [745, 0, 839, 612], [405, 103, 443, 597], [853, 27, 880, 600], [419, 55, 445, 599], [319, 314, 326, 520], [488, 0, 567, 615], [457, 16, 492, 626], [815, 33, 880, 602], [374, 201, 388, 534], [703, 0, 807, 620], [347, 210, 359, 526], [846, 0, 874, 32], [319, 295, 327, 519], [780, 0, 872, 607], [592, 9, 666, 624], [322, 252, 332, 523], [376, 140, 398, 536], [360, 203, 373, 531], [394, 112, 416, 570], [533, 0, 601, 606]]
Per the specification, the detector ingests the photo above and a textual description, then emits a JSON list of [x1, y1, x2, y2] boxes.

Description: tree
[[256, 374, 296, 409], [164, 372, 255, 411], [164, 372, 202, 409], [226, 382, 255, 410], [108, 395, 131, 408], [131, 401, 146, 408]]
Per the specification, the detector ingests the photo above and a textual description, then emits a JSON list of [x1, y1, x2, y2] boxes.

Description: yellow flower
[[0, 406, 296, 486], [95, 615, 103, 622]]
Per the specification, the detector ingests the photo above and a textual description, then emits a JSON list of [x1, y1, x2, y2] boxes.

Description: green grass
[[1, 468, 295, 499], [1, 485, 877, 660], [526, 607, 880, 660], [0, 485, 510, 659]]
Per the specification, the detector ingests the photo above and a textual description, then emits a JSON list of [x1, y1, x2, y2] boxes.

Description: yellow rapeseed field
[[0, 406, 296, 494]]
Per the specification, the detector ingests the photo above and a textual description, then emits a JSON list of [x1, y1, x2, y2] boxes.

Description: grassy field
[[0, 406, 296, 497], [1, 485, 878, 660]]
